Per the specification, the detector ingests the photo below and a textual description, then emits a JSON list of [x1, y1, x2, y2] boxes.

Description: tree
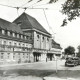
[[64, 46, 75, 56], [61, 0, 80, 26], [76, 45, 80, 57], [27, 0, 80, 26]]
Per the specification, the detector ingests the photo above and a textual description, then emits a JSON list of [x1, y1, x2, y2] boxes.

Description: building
[[0, 18, 32, 64], [50, 39, 62, 60], [0, 12, 62, 64]]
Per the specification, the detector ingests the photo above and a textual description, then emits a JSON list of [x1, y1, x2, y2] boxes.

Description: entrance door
[[33, 52, 41, 62], [47, 53, 53, 61]]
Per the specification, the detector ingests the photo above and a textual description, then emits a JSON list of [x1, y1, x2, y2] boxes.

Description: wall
[[0, 38, 33, 64], [33, 31, 51, 50]]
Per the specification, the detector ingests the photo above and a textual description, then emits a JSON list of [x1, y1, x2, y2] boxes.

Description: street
[[0, 59, 80, 70], [0, 60, 80, 80], [0, 60, 66, 70]]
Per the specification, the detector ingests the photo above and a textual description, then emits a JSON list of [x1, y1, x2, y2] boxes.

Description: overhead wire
[[0, 3, 16, 8], [0, 1, 55, 35], [0, 3, 48, 10], [43, 9, 55, 35]]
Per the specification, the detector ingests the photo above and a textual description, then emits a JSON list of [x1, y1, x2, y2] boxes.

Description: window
[[1, 53, 4, 59], [21, 35, 23, 39], [7, 53, 10, 59], [13, 33, 15, 37], [19, 43, 21, 46], [14, 43, 17, 46], [9, 42, 11, 45], [23, 53, 25, 58], [2, 30, 5, 35], [17, 34, 19, 38], [37, 35, 39, 38], [23, 44, 25, 47], [18, 53, 20, 55], [8, 31, 10, 36], [43, 36, 44, 40], [4, 41, 6, 45], [24, 36, 26, 40], [42, 36, 44, 42], [13, 53, 15, 59]]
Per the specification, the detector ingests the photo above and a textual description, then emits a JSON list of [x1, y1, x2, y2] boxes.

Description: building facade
[[0, 12, 62, 64]]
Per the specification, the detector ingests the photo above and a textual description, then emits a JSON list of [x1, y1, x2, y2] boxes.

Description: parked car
[[65, 57, 80, 67]]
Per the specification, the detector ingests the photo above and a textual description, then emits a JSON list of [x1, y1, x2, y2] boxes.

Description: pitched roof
[[0, 18, 23, 34], [13, 12, 50, 35], [52, 39, 62, 49]]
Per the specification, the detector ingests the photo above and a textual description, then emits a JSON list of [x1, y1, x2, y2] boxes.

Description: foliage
[[76, 52, 80, 57], [64, 46, 75, 55], [61, 0, 80, 26], [76, 45, 80, 57]]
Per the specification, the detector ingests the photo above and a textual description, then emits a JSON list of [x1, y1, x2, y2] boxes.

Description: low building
[[50, 39, 62, 60]]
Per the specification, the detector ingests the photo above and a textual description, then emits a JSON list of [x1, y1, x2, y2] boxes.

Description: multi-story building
[[0, 12, 62, 64], [13, 12, 62, 62], [0, 18, 33, 64]]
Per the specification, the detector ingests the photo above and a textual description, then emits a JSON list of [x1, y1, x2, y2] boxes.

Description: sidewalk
[[44, 77, 79, 80]]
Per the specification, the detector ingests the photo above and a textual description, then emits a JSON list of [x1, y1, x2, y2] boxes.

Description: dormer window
[[24, 36, 26, 40], [13, 32, 15, 37], [21, 35, 23, 39], [2, 29, 5, 35], [17, 21, 22, 26], [17, 34, 19, 38], [8, 31, 10, 36]]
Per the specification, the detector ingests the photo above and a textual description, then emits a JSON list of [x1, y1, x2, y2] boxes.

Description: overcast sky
[[0, 0, 80, 51]]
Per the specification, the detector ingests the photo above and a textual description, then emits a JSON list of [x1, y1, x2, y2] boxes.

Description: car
[[65, 57, 80, 67]]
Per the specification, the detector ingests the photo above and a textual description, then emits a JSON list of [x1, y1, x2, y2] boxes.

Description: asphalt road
[[0, 60, 67, 70], [0, 60, 80, 80], [0, 59, 80, 70]]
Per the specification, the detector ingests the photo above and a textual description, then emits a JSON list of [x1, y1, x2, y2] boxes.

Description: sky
[[0, 0, 80, 52]]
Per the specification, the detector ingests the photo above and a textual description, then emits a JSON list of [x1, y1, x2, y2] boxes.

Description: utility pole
[[55, 56, 58, 73]]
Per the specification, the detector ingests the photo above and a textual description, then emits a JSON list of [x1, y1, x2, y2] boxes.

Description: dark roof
[[0, 18, 23, 34], [52, 39, 62, 49], [0, 18, 33, 43], [13, 12, 50, 35]]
